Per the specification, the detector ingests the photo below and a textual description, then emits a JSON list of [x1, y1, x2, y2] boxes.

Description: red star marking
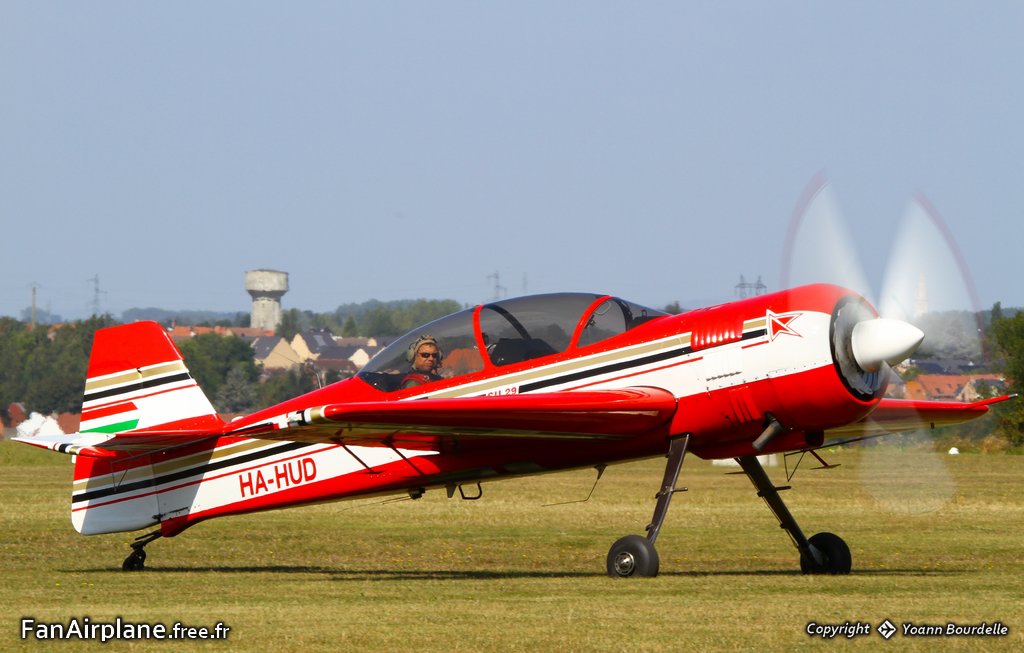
[[767, 310, 802, 341]]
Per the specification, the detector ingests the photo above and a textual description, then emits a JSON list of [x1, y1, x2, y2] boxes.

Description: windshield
[[357, 293, 667, 392], [479, 294, 600, 366], [576, 297, 666, 348]]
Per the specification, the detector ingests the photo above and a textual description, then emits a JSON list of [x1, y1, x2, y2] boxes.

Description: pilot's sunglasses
[[419, 352, 439, 359]]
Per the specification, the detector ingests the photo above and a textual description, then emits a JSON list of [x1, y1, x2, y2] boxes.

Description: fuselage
[[73, 284, 888, 538]]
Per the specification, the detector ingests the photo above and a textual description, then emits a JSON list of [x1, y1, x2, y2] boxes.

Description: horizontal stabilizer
[[12, 432, 119, 458], [13, 425, 228, 457]]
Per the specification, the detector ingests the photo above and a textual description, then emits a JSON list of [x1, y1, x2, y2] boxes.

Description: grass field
[[2, 439, 1021, 652]]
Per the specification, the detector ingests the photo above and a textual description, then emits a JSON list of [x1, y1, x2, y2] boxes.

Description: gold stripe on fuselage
[[425, 333, 692, 399]]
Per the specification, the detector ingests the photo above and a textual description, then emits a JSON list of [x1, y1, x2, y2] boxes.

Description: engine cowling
[[678, 285, 923, 459]]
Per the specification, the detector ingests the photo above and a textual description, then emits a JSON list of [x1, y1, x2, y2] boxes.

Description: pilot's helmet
[[405, 334, 443, 364]]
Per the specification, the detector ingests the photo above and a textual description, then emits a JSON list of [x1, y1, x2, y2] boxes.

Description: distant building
[[57, 413, 80, 434], [334, 336, 379, 348], [245, 269, 289, 333], [7, 403, 27, 426], [168, 325, 273, 344], [291, 328, 337, 362], [324, 344, 382, 370], [902, 374, 1005, 402], [311, 357, 358, 385], [249, 336, 301, 371]]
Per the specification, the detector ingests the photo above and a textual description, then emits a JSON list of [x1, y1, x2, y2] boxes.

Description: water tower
[[245, 269, 289, 333]]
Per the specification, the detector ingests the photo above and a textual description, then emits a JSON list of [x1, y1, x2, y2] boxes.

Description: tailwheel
[[800, 532, 852, 575], [607, 535, 660, 578], [122, 548, 147, 572], [121, 530, 161, 572]]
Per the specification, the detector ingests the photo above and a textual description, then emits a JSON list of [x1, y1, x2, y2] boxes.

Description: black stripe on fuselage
[[520, 344, 694, 393], [519, 328, 768, 394], [73, 440, 317, 505], [84, 372, 194, 403]]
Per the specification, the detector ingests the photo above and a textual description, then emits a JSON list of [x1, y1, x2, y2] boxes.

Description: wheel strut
[[646, 434, 690, 545], [607, 434, 690, 578], [736, 454, 850, 574]]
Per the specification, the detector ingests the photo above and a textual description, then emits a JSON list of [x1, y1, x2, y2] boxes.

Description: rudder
[[80, 321, 222, 435], [72, 321, 224, 534]]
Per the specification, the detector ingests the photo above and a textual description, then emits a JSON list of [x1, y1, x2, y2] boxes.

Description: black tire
[[122, 549, 146, 572], [800, 532, 851, 575], [607, 535, 660, 578]]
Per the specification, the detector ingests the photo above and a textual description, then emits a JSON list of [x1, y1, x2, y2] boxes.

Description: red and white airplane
[[14, 284, 1009, 576]]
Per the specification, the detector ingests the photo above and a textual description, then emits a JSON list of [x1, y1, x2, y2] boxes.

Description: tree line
[[0, 317, 320, 420], [276, 299, 465, 341], [0, 299, 463, 420], [988, 303, 1024, 447]]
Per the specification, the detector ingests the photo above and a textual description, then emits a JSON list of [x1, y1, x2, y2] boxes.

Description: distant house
[[903, 374, 1005, 402], [249, 336, 300, 371], [226, 326, 275, 338], [311, 357, 358, 385], [57, 413, 80, 434], [320, 344, 383, 370], [291, 328, 338, 362], [168, 324, 272, 344], [7, 403, 27, 426], [335, 336, 379, 348], [169, 325, 208, 343], [958, 376, 1007, 402], [445, 347, 485, 376], [354, 346, 383, 368]]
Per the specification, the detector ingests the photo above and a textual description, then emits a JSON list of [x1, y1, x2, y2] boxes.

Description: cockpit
[[357, 293, 668, 392]]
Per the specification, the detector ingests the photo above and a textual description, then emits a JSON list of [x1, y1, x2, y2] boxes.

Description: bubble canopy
[[357, 293, 668, 392]]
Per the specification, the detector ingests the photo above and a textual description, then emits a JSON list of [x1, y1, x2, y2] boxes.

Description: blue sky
[[2, 2, 1021, 320]]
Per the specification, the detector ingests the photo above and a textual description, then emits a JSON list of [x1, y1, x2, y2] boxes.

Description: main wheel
[[607, 535, 660, 578], [122, 548, 146, 572], [800, 532, 851, 575]]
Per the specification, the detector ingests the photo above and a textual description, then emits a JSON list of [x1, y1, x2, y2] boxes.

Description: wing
[[824, 395, 1014, 440], [16, 387, 678, 457], [229, 387, 678, 448]]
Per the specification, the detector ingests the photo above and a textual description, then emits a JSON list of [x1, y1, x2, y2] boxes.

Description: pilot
[[401, 335, 444, 389]]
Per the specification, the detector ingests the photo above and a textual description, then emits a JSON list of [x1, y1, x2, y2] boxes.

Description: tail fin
[[71, 322, 224, 535], [80, 321, 223, 434]]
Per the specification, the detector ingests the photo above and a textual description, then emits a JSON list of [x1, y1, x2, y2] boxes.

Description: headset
[[405, 334, 443, 364]]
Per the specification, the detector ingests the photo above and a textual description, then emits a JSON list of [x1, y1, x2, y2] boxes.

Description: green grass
[[2, 439, 1022, 651]]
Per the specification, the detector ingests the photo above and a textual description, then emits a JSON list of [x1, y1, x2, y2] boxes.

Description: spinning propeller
[[781, 175, 983, 514]]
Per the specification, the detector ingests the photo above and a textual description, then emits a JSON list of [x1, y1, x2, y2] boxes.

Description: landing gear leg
[[736, 455, 851, 574], [607, 434, 690, 578], [122, 530, 162, 572]]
